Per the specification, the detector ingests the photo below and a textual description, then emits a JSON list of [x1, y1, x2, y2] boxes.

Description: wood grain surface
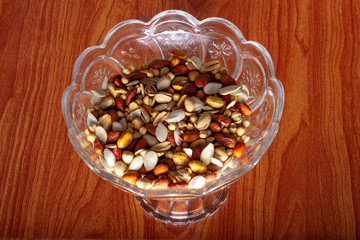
[[1, 0, 359, 239]]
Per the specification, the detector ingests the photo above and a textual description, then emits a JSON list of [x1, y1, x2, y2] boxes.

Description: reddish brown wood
[[0, 0, 359, 238]]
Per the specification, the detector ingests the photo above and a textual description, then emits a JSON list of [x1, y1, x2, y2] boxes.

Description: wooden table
[[1, 0, 359, 238]]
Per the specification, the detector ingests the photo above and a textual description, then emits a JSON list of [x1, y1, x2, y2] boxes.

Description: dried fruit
[[113, 147, 122, 161], [182, 131, 200, 143], [167, 133, 177, 148], [214, 133, 237, 148], [117, 130, 133, 149]]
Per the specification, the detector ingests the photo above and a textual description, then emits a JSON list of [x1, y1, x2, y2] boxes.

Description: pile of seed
[[84, 49, 252, 190]]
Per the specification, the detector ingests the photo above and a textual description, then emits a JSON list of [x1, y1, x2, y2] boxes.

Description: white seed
[[174, 126, 182, 146], [114, 161, 127, 177], [177, 94, 187, 108], [132, 116, 144, 130], [242, 134, 250, 143], [91, 89, 106, 97], [101, 76, 109, 90], [154, 92, 172, 103], [242, 120, 250, 128], [103, 148, 116, 167], [219, 85, 242, 95], [200, 143, 214, 166], [199, 131, 208, 139], [95, 126, 107, 144], [183, 148, 193, 158], [211, 157, 224, 167], [166, 100, 176, 111], [99, 155, 113, 172], [128, 156, 144, 171], [155, 122, 168, 142], [143, 134, 159, 147], [188, 175, 206, 189], [153, 111, 168, 126], [136, 178, 152, 189], [126, 80, 140, 86], [178, 121, 187, 129], [128, 101, 139, 112], [173, 93, 181, 101], [139, 126, 147, 135], [168, 123, 176, 131], [203, 82, 222, 95], [153, 103, 168, 111], [190, 56, 202, 70], [196, 113, 211, 131], [166, 110, 185, 123], [86, 133, 96, 143], [98, 114, 112, 132], [236, 91, 249, 103], [143, 151, 158, 171], [126, 109, 142, 121], [151, 141, 171, 152], [226, 100, 237, 109], [91, 96, 103, 105], [87, 112, 98, 127], [157, 76, 171, 90], [184, 97, 204, 112], [122, 151, 135, 164], [104, 144, 117, 148]]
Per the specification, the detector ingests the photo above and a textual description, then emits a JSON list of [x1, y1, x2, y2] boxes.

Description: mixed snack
[[84, 49, 251, 189]]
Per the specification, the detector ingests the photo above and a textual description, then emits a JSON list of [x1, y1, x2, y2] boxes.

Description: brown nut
[[182, 131, 200, 143], [219, 74, 237, 86], [195, 75, 211, 88], [172, 152, 190, 166], [204, 172, 217, 183], [107, 109, 119, 122], [207, 163, 221, 172], [181, 83, 197, 96], [191, 148, 202, 161], [113, 147, 122, 161], [167, 133, 177, 148], [190, 139, 207, 149], [169, 182, 189, 189], [134, 138, 147, 153], [131, 72, 147, 80], [214, 133, 237, 148], [150, 59, 171, 69], [209, 122, 221, 132], [145, 123, 156, 135], [233, 141, 246, 158], [172, 65, 189, 76], [115, 97, 125, 111], [125, 88, 137, 106], [151, 177, 171, 189], [106, 130, 121, 143], [93, 139, 104, 155], [235, 102, 251, 116]]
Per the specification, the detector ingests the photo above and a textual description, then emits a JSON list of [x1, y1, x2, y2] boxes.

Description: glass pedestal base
[[135, 187, 230, 225]]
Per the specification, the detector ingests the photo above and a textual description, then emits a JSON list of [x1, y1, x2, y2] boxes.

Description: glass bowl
[[62, 10, 284, 225]]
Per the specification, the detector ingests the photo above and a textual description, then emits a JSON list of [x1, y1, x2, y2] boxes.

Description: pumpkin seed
[[154, 92, 172, 103], [166, 109, 185, 123], [143, 151, 158, 171], [201, 60, 220, 72], [128, 155, 144, 171], [114, 161, 127, 177], [91, 89, 106, 98], [188, 175, 206, 189], [155, 122, 168, 142], [219, 85, 242, 95], [203, 82, 222, 95], [99, 155, 113, 172], [87, 112, 98, 127], [151, 141, 171, 152], [200, 143, 214, 166], [104, 148, 116, 167]]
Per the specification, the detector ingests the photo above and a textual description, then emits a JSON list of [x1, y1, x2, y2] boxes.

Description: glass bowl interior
[[62, 10, 284, 199]]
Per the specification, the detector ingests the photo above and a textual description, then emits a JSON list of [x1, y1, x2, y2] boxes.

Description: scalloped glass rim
[[62, 10, 285, 199]]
